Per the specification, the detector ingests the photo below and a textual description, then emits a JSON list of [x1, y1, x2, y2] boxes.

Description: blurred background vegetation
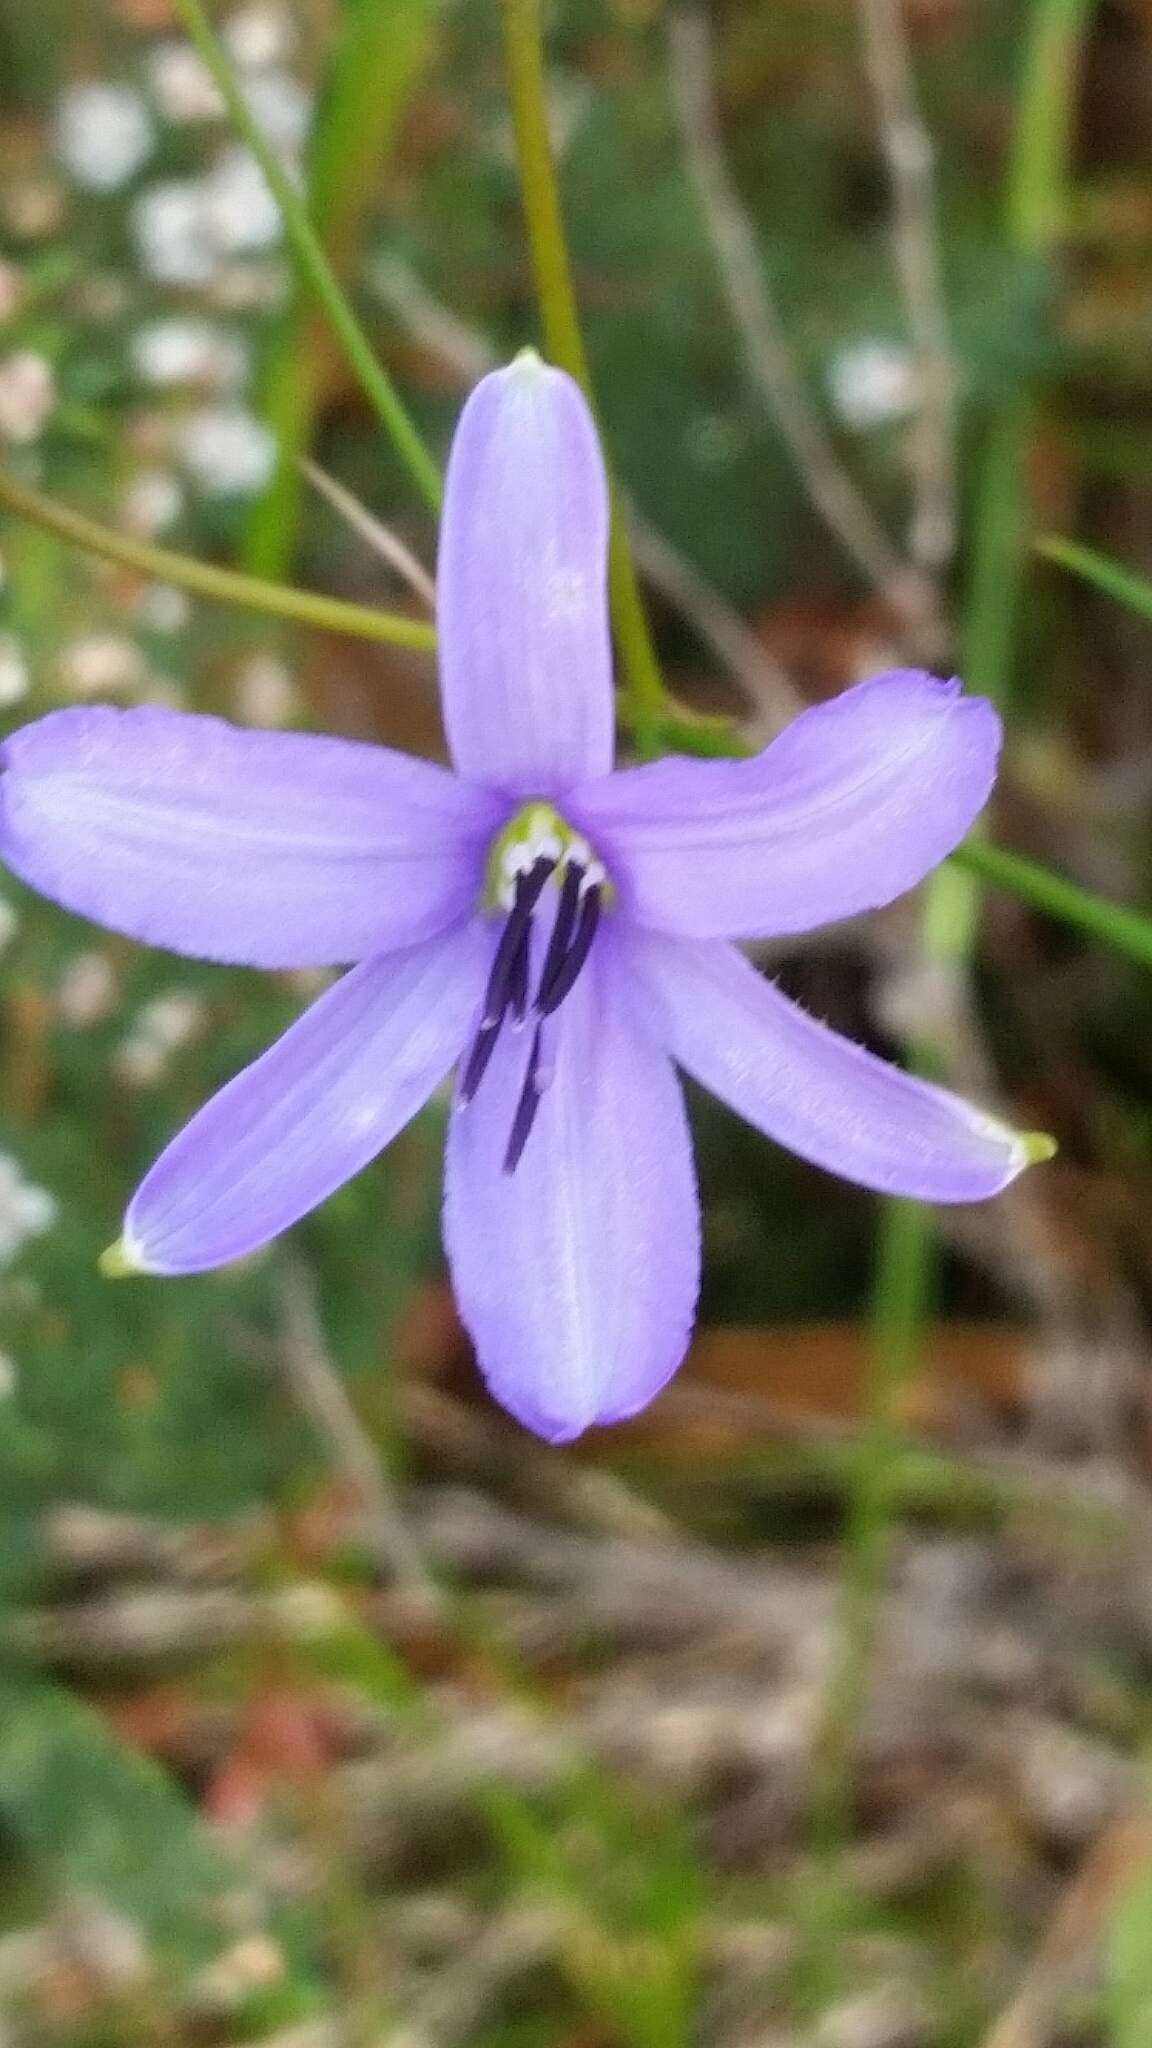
[[2, 0, 1152, 2042]]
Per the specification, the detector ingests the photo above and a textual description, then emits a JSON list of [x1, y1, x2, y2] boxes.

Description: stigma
[[462, 803, 610, 1171]]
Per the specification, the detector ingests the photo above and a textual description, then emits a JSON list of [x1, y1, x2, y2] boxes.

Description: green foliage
[[0, 0, 1142, 2041], [0, 1676, 246, 1972]]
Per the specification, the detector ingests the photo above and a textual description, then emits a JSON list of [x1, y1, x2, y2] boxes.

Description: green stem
[[952, 837, 1152, 968], [1037, 534, 1152, 621], [809, 1198, 939, 1853], [12, 481, 1152, 967], [1006, 0, 1099, 254], [172, 0, 442, 513], [499, 0, 669, 756], [811, 0, 1097, 1878], [242, 0, 439, 581], [0, 467, 435, 652]]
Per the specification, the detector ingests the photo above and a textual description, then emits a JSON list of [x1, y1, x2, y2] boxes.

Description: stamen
[[537, 884, 602, 1016], [503, 1024, 544, 1173], [462, 855, 555, 1102], [536, 858, 582, 1010], [507, 924, 530, 1024], [470, 805, 611, 1167], [459, 1019, 501, 1104], [482, 854, 554, 1025]]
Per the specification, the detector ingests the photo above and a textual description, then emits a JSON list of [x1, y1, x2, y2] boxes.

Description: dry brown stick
[[668, 3, 940, 656], [856, 0, 958, 574], [980, 1807, 1152, 2048], [277, 1262, 443, 1620], [300, 457, 437, 609]]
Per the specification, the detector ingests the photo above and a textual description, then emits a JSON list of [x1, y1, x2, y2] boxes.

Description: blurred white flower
[[142, 992, 206, 1049], [55, 82, 155, 193], [242, 71, 311, 155], [234, 651, 297, 727], [59, 634, 147, 698], [0, 634, 29, 707], [135, 583, 191, 634], [224, 3, 296, 70], [0, 1154, 56, 1265], [132, 180, 216, 286], [0, 1351, 17, 1399], [131, 317, 249, 391], [827, 339, 917, 431], [56, 949, 119, 1029], [145, 41, 225, 125], [115, 989, 207, 1087], [194, 1935, 286, 2011], [0, 894, 19, 954], [120, 468, 186, 537], [210, 258, 290, 313], [179, 403, 276, 495], [135, 143, 293, 285], [0, 352, 55, 444], [200, 146, 284, 256]]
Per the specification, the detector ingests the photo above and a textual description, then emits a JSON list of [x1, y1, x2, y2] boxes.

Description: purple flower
[[0, 353, 1050, 1442]]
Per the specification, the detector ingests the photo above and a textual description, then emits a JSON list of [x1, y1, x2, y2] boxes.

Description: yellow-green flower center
[[483, 799, 610, 912], [466, 801, 612, 1174]]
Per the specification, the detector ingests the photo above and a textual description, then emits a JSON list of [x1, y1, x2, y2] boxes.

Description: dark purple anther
[[481, 854, 554, 1025], [537, 883, 601, 1017], [459, 1018, 502, 1104], [535, 858, 581, 1012], [507, 925, 530, 1023], [462, 854, 555, 1100], [503, 1023, 544, 1172]]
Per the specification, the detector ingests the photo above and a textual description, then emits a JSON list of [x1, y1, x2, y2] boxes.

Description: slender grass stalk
[[809, 1199, 940, 1855], [13, 480, 1152, 967], [953, 837, 1152, 967], [0, 466, 435, 652], [1037, 534, 1152, 620], [172, 0, 441, 512], [242, 0, 439, 580], [811, 0, 1097, 1874], [499, 0, 669, 757]]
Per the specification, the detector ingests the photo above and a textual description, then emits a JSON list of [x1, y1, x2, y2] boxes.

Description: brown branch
[[667, 3, 942, 658], [857, 0, 959, 573], [277, 1263, 443, 1621]]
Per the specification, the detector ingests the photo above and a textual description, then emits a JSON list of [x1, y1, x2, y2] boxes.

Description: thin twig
[[857, 0, 958, 573], [277, 1263, 443, 1620], [373, 255, 801, 731], [667, 3, 941, 657], [629, 517, 801, 734], [300, 458, 437, 610], [980, 1808, 1152, 2048], [0, 465, 435, 651]]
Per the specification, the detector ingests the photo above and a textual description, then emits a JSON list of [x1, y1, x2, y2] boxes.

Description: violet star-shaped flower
[[0, 353, 1050, 1442]]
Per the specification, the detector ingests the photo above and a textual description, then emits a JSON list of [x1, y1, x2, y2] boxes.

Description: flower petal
[[0, 706, 502, 967], [443, 931, 699, 1442], [118, 922, 488, 1273], [437, 354, 615, 795], [633, 930, 1038, 1202], [571, 672, 999, 939]]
